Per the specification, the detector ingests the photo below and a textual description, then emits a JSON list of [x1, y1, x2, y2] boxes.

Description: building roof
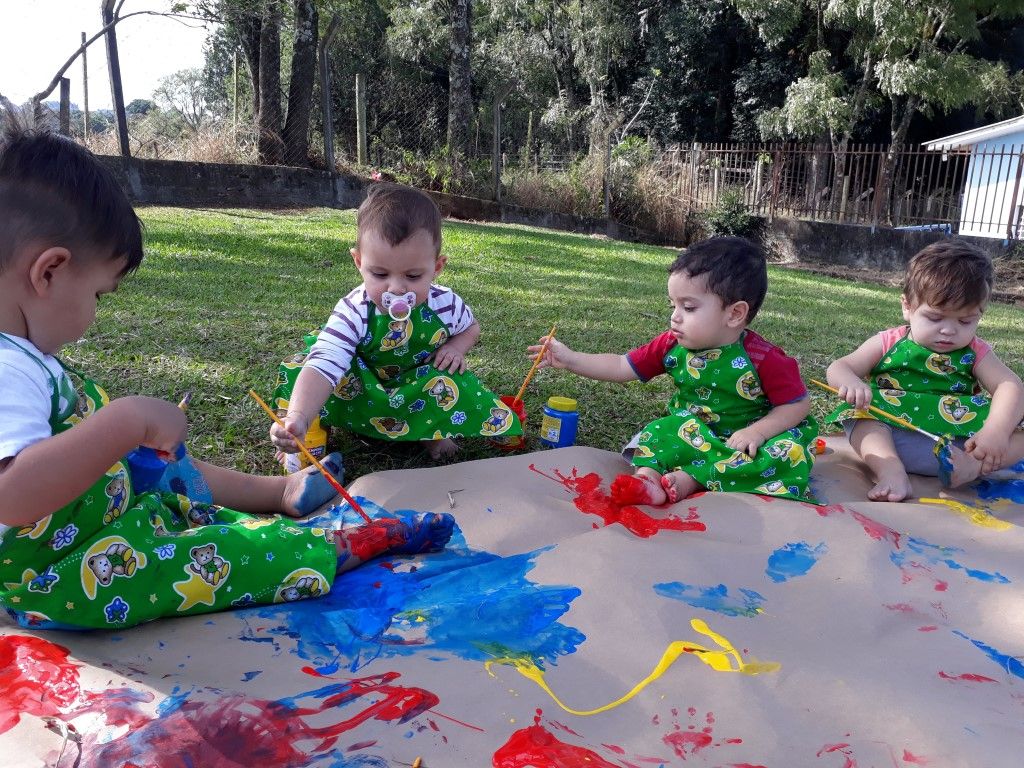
[[924, 115, 1024, 150]]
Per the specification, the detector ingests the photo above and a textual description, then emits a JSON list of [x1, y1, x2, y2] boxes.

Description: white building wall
[[959, 131, 1024, 239]]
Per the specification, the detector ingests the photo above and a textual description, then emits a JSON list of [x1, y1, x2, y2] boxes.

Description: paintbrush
[[515, 323, 557, 405], [809, 379, 942, 442], [248, 390, 371, 524]]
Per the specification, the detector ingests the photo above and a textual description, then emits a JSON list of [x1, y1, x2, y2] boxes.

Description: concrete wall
[[97, 156, 1017, 270], [764, 217, 1013, 271]]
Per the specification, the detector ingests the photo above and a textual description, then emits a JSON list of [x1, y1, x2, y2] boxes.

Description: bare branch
[[617, 75, 657, 144], [30, 10, 214, 105]]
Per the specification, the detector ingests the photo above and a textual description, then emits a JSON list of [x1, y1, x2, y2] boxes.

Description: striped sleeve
[[304, 286, 369, 387], [428, 285, 475, 336]]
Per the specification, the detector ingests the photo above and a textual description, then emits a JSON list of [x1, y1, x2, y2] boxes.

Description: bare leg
[[192, 453, 344, 517], [658, 469, 701, 504], [332, 512, 455, 573], [424, 438, 459, 460], [849, 420, 914, 502]]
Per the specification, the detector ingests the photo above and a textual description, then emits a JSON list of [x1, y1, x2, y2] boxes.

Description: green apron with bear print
[[276, 301, 521, 442], [0, 334, 337, 630], [631, 334, 818, 502]]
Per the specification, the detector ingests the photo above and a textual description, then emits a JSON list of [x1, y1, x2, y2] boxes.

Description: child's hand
[[434, 342, 467, 374], [837, 379, 873, 410], [725, 426, 766, 458], [965, 427, 1009, 475], [128, 396, 188, 454], [270, 411, 311, 454], [527, 335, 572, 369]]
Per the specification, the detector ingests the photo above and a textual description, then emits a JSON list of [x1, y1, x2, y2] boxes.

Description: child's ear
[[27, 247, 72, 296], [726, 300, 750, 328], [434, 254, 447, 276], [900, 294, 912, 320], [350, 247, 362, 269]]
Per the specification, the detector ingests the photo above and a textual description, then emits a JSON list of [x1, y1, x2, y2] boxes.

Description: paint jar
[[539, 396, 579, 448], [126, 443, 186, 495], [812, 437, 827, 455], [490, 395, 527, 452], [283, 416, 331, 474]]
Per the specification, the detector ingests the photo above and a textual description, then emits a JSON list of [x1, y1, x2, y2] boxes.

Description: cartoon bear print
[[189, 543, 230, 586], [87, 542, 138, 587]]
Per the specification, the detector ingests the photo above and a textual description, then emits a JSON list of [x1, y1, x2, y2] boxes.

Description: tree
[[447, 0, 473, 157], [154, 69, 211, 131], [126, 99, 157, 116], [282, 0, 318, 165], [735, 0, 1024, 220]]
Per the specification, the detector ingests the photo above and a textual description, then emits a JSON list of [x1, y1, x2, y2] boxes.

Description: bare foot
[[281, 452, 345, 517], [610, 473, 666, 505], [867, 467, 913, 502], [947, 446, 982, 488], [660, 470, 700, 503], [425, 437, 459, 461]]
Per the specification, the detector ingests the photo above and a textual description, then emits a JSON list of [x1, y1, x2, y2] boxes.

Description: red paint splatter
[[347, 739, 377, 750], [938, 672, 998, 683], [610, 473, 657, 505], [883, 603, 915, 613], [815, 504, 902, 548], [903, 750, 929, 765], [0, 635, 83, 734], [602, 743, 626, 754], [529, 464, 706, 537], [660, 708, 742, 760], [816, 742, 857, 768], [918, 626, 938, 632], [732, 764, 768, 768], [493, 709, 620, 768]]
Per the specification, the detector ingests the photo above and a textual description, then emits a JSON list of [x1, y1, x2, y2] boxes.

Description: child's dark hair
[[356, 183, 441, 255], [903, 240, 993, 310], [669, 236, 768, 322], [0, 123, 143, 274]]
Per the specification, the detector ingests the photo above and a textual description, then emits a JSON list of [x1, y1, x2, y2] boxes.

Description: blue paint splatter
[[155, 685, 190, 717], [977, 478, 1024, 504], [241, 670, 262, 682], [652, 582, 765, 617], [246, 497, 586, 674], [891, 537, 1010, 584], [765, 541, 827, 583], [953, 630, 1024, 680]]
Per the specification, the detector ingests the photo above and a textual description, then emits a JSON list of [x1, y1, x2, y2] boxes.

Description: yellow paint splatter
[[485, 618, 779, 716], [920, 498, 1013, 531]]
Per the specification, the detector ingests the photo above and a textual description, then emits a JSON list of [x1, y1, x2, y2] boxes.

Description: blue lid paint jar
[[539, 396, 579, 448], [125, 444, 186, 495]]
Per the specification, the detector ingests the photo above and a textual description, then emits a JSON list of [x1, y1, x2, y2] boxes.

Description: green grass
[[70, 206, 1024, 483]]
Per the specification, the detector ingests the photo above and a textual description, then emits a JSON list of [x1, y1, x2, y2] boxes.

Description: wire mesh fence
[[28, 31, 1023, 243]]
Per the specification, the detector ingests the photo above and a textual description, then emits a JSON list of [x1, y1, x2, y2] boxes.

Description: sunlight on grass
[[68, 206, 1024, 482]]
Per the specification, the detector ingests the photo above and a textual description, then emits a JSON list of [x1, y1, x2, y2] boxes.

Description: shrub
[[703, 187, 757, 237]]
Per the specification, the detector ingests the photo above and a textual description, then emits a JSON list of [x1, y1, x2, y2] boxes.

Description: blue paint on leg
[[390, 512, 456, 554], [293, 452, 345, 515]]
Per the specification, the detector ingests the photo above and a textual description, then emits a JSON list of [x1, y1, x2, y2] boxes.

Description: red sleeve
[[743, 331, 807, 406], [627, 331, 678, 382]]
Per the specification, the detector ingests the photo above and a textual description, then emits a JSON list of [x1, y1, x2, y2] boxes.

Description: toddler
[[530, 236, 818, 503], [0, 126, 453, 630], [826, 240, 1024, 501], [271, 183, 520, 461]]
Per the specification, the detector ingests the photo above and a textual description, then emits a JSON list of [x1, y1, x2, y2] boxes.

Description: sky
[[1, 0, 211, 110]]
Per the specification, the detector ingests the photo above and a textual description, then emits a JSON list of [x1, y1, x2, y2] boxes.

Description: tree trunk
[[235, 12, 262, 117], [257, 0, 284, 165], [283, 0, 318, 166], [446, 0, 473, 158], [876, 95, 919, 225]]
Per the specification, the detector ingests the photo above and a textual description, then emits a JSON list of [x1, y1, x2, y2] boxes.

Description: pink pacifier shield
[[381, 291, 416, 320]]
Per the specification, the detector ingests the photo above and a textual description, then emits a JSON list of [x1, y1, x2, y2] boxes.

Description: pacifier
[[381, 291, 416, 321]]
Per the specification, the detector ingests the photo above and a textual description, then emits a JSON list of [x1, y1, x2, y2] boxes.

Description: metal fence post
[[355, 73, 368, 166], [318, 14, 340, 176]]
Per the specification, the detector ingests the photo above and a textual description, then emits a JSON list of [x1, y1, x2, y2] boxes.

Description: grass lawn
[[70, 206, 1024, 484]]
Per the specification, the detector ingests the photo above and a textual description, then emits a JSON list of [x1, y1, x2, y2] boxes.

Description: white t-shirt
[[304, 283, 476, 387], [0, 334, 72, 535]]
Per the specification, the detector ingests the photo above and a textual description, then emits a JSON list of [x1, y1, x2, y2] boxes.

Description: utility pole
[[101, 0, 130, 157]]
